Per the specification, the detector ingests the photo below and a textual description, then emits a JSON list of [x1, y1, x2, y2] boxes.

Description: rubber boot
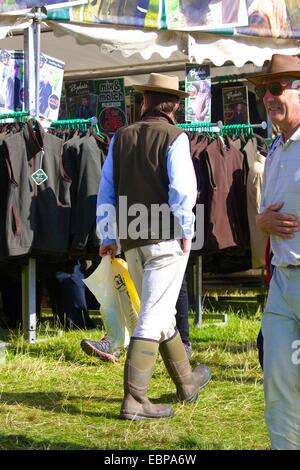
[[159, 331, 211, 403], [120, 337, 174, 420]]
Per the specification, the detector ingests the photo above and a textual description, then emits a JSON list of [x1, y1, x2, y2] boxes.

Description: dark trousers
[[0, 278, 22, 328], [47, 261, 95, 330], [175, 274, 190, 346], [0, 277, 41, 328], [257, 252, 275, 370], [257, 328, 264, 370]]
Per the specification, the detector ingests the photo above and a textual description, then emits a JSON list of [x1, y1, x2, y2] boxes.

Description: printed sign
[[165, 0, 248, 31], [0, 50, 24, 114], [237, 0, 300, 39], [185, 64, 211, 123], [65, 80, 98, 119], [222, 85, 249, 125], [50, 0, 162, 28], [0, 0, 87, 15], [95, 78, 127, 134], [39, 54, 65, 121], [0, 50, 64, 121], [47, 1, 300, 39]]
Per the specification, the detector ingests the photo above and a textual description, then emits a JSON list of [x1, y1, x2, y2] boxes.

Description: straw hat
[[133, 73, 189, 98], [246, 54, 300, 85]]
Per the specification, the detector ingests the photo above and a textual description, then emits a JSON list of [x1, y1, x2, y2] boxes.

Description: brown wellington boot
[[119, 337, 174, 420], [159, 331, 211, 403]]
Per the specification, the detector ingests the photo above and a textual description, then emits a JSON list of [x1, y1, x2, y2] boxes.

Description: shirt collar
[[288, 126, 300, 142], [280, 126, 300, 148]]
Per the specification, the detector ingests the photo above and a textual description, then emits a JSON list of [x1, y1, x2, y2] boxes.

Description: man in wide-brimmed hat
[[247, 54, 300, 449], [96, 73, 211, 420]]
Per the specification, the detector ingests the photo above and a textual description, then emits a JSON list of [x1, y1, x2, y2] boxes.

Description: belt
[[286, 265, 300, 269]]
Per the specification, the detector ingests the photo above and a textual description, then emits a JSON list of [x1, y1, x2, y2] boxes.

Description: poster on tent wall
[[95, 78, 127, 135], [222, 85, 249, 125], [176, 98, 186, 124], [164, 0, 248, 30], [185, 64, 211, 123], [0, 50, 64, 120], [39, 54, 65, 121], [48, 0, 162, 28], [47, 0, 300, 38], [0, 50, 24, 114], [58, 93, 67, 119], [65, 80, 98, 119], [236, 0, 300, 39], [0, 0, 87, 15]]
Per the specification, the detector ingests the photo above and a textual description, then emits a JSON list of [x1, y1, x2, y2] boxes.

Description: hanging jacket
[[0, 135, 9, 260], [204, 135, 249, 250], [3, 121, 72, 257], [63, 133, 103, 257]]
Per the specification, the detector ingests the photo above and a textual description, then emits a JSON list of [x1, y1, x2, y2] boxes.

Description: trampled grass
[[0, 310, 268, 450]]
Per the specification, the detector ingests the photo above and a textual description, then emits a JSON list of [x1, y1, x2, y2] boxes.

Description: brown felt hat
[[246, 54, 300, 85], [133, 73, 189, 98]]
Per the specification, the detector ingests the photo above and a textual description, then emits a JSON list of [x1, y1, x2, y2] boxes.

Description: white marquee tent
[[1, 11, 300, 340]]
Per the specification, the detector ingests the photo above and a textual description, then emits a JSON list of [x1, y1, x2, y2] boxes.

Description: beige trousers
[[125, 240, 189, 342]]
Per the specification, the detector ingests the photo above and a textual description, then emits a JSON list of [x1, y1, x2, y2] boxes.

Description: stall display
[[222, 84, 249, 125], [185, 64, 211, 123], [1, 1, 300, 341], [0, 49, 64, 120]]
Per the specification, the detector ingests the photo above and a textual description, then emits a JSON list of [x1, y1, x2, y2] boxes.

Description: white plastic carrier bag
[[83, 256, 139, 351]]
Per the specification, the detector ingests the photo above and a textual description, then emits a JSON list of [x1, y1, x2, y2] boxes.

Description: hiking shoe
[[184, 343, 193, 360], [80, 337, 122, 362]]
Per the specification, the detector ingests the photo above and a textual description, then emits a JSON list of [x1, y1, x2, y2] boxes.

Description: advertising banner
[[65, 80, 98, 119], [47, 1, 300, 39], [222, 85, 249, 125], [39, 54, 65, 121], [95, 78, 127, 134], [185, 64, 211, 123], [49, 0, 162, 28], [0, 49, 64, 121], [0, 0, 87, 15], [0, 50, 24, 113], [237, 0, 300, 39], [164, 0, 248, 31], [58, 86, 67, 120]]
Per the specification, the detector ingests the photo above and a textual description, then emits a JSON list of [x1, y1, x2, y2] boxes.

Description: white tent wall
[[0, 27, 188, 84], [0, 27, 264, 86]]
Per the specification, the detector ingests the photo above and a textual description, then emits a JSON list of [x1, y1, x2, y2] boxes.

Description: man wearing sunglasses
[[247, 54, 300, 450]]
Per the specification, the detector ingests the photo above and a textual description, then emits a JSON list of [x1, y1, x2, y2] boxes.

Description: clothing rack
[[0, 111, 37, 342], [220, 121, 268, 135], [177, 121, 223, 133], [49, 116, 106, 139], [177, 120, 268, 327], [177, 122, 219, 327], [51, 116, 98, 129], [0, 111, 31, 122]]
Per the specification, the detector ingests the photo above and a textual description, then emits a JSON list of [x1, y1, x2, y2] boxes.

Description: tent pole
[[187, 34, 203, 328], [22, 8, 45, 343], [194, 256, 203, 328]]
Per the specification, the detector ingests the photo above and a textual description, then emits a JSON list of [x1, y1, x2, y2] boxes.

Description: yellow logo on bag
[[111, 258, 140, 316]]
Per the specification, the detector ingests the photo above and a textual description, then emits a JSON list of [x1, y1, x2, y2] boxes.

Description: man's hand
[[180, 239, 192, 254], [256, 202, 299, 238], [99, 243, 118, 259]]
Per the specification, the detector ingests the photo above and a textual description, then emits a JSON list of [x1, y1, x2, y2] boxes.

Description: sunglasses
[[255, 81, 294, 99]]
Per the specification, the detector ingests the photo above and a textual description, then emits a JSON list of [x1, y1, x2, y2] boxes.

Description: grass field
[[0, 308, 269, 450]]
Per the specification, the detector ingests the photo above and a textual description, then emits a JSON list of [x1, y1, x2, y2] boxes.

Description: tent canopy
[[0, 15, 300, 83]]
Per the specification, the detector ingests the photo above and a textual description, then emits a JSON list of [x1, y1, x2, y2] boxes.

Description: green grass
[[0, 311, 268, 450]]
